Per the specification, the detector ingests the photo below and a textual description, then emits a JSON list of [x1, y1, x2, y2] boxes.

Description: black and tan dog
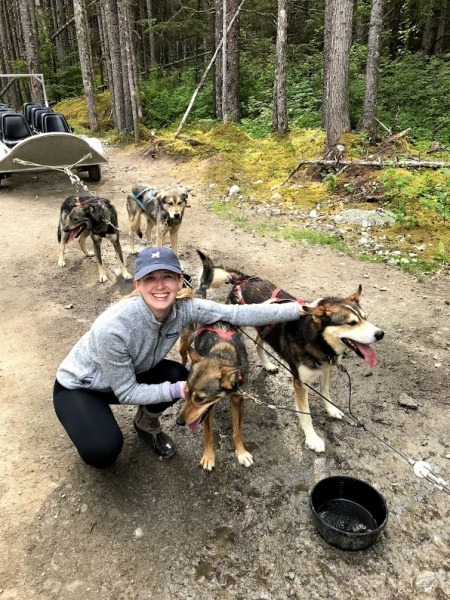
[[196, 250, 385, 453], [57, 195, 131, 283], [126, 183, 190, 255], [177, 321, 253, 471]]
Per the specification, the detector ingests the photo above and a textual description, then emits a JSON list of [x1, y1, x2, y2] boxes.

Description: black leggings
[[53, 359, 188, 469]]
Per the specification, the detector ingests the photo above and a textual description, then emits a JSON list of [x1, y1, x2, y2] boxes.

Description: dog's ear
[[219, 366, 238, 390], [181, 193, 189, 202], [188, 346, 203, 364], [156, 192, 167, 202], [302, 304, 326, 323], [348, 285, 362, 303]]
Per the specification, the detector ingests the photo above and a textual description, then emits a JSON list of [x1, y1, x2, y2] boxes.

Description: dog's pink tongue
[[188, 416, 203, 432], [354, 342, 378, 367], [69, 226, 83, 241]]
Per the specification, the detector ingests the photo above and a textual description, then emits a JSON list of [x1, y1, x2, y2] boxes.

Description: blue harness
[[131, 187, 158, 212]]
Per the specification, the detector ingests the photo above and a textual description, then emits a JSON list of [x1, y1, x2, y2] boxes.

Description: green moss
[[54, 91, 114, 134]]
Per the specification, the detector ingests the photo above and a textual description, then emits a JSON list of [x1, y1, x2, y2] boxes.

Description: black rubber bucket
[[310, 476, 388, 551]]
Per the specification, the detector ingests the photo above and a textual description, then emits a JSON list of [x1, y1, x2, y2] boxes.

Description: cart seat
[[0, 113, 33, 148]]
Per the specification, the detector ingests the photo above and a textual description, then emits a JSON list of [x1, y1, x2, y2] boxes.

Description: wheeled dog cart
[[0, 74, 107, 186]]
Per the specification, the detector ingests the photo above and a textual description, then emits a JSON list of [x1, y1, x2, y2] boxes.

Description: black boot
[[133, 406, 176, 459]]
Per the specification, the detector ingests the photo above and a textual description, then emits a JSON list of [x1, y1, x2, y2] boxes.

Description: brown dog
[[126, 183, 190, 254], [196, 250, 385, 453], [177, 321, 252, 471]]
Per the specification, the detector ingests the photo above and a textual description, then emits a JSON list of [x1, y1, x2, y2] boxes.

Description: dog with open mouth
[[195, 250, 385, 453], [177, 321, 252, 471], [57, 195, 132, 283]]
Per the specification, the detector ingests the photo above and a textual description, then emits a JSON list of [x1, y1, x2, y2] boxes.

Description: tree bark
[[271, 0, 288, 134], [17, 0, 41, 101], [362, 0, 384, 141], [218, 0, 241, 123], [214, 0, 223, 119], [73, 0, 98, 131], [422, 0, 437, 56], [100, 0, 126, 131], [323, 0, 353, 153]]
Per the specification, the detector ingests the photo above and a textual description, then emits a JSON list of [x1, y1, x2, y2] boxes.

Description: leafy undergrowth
[[171, 122, 450, 276], [55, 97, 450, 275]]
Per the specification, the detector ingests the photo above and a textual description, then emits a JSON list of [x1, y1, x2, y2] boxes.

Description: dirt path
[[1, 145, 449, 600]]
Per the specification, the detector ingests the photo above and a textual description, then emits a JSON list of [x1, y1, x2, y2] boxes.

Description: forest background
[[1, 0, 450, 272]]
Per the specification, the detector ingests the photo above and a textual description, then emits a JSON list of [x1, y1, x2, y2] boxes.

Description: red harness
[[196, 324, 239, 341], [234, 283, 305, 338], [195, 325, 243, 384]]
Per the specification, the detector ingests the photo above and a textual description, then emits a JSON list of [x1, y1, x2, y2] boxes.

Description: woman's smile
[[134, 269, 183, 320]]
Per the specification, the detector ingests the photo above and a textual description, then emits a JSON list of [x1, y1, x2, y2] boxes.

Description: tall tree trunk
[[117, 0, 140, 138], [214, 0, 223, 119], [18, 0, 41, 101], [0, 3, 22, 108], [434, 0, 449, 54], [323, 0, 353, 153], [223, 0, 240, 123], [363, 0, 384, 141], [146, 0, 156, 66], [422, 0, 437, 56], [100, 0, 126, 131], [322, 0, 332, 131], [272, 0, 288, 134], [215, 0, 241, 123], [73, 0, 99, 131]]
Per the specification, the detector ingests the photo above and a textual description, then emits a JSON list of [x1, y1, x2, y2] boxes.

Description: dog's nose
[[176, 416, 185, 426], [375, 330, 384, 341]]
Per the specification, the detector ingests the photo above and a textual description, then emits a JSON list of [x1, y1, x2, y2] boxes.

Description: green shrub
[[140, 67, 213, 127]]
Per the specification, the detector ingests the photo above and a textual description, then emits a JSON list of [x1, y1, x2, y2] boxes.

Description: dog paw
[[58, 259, 66, 268], [326, 405, 344, 420], [122, 270, 133, 280], [98, 275, 108, 283], [305, 434, 325, 453], [264, 364, 279, 374], [237, 451, 254, 467], [200, 454, 215, 471]]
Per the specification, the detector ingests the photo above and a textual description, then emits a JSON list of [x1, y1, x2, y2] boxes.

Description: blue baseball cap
[[134, 247, 182, 280]]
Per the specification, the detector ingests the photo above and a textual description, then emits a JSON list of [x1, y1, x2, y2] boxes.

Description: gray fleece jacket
[[56, 295, 301, 405]]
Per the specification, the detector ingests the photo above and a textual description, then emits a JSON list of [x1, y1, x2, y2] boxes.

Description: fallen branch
[[282, 157, 450, 185]]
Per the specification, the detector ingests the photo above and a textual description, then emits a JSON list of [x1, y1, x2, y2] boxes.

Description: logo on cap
[[151, 251, 161, 259]]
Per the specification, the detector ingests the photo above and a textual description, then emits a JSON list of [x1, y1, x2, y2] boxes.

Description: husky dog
[[195, 250, 385, 453], [126, 183, 190, 255], [177, 321, 252, 471], [57, 195, 131, 283]]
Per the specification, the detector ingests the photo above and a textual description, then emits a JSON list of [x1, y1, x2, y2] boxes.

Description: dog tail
[[196, 249, 246, 298]]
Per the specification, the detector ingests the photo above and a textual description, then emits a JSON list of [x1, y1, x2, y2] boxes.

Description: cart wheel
[[0, 173, 11, 186], [88, 165, 101, 182]]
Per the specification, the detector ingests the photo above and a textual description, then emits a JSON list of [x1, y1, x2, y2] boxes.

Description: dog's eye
[[194, 394, 208, 404]]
